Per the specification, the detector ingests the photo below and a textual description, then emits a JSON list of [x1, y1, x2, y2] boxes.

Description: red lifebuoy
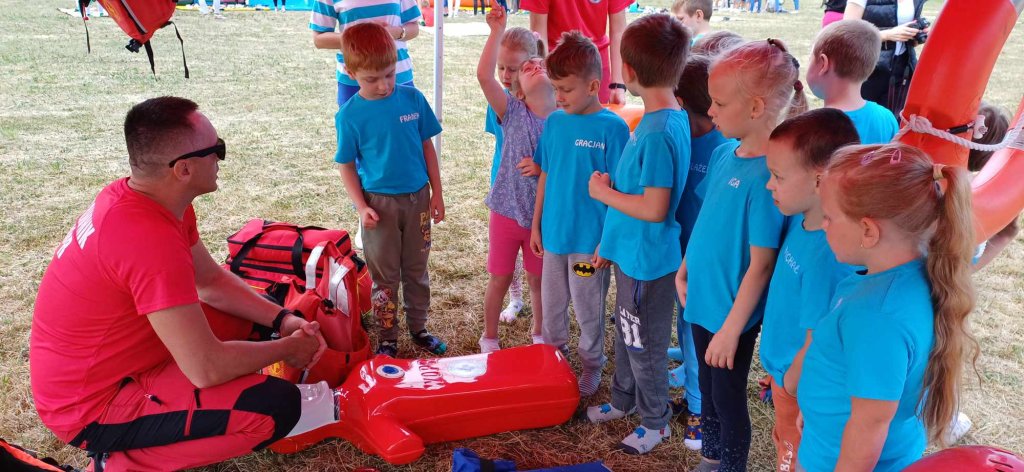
[[897, 0, 1023, 242]]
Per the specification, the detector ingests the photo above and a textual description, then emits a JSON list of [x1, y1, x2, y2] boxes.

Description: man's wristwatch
[[608, 83, 626, 91], [272, 308, 294, 334]]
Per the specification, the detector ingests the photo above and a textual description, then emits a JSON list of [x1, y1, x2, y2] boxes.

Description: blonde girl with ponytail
[[797, 142, 978, 471]]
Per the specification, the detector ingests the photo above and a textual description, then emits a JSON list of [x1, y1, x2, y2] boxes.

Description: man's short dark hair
[[124, 96, 199, 171], [621, 14, 691, 88], [770, 108, 860, 169], [547, 31, 602, 82]]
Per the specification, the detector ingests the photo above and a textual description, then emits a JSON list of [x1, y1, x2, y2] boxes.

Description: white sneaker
[[619, 424, 670, 455], [944, 412, 972, 444], [479, 336, 500, 353], [499, 297, 524, 323], [280, 5, 285, 11], [531, 334, 545, 345], [586, 403, 634, 424]]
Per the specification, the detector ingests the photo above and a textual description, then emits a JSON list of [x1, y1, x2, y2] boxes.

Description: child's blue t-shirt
[[536, 109, 630, 255], [760, 214, 855, 388], [683, 140, 786, 333], [334, 85, 442, 194], [598, 109, 691, 281], [844, 101, 899, 145], [797, 259, 934, 472], [484, 93, 545, 229], [675, 128, 734, 253], [485, 104, 503, 185]]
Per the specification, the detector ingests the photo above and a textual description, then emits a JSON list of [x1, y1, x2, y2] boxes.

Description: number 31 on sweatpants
[[619, 307, 644, 351]]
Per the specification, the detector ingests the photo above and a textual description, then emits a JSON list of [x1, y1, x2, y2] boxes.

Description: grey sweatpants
[[541, 252, 610, 372], [610, 267, 675, 430], [360, 184, 432, 340]]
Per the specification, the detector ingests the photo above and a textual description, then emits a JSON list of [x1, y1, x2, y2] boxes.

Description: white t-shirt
[[848, 0, 915, 54]]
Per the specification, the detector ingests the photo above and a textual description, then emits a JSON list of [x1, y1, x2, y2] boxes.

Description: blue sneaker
[[411, 329, 447, 355], [375, 339, 398, 358]]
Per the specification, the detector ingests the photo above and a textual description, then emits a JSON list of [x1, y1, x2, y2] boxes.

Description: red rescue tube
[[898, 0, 1023, 242]]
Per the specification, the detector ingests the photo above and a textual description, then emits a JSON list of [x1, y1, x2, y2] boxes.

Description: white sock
[[478, 336, 500, 353]]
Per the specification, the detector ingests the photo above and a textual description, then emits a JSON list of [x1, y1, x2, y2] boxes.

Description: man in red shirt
[[522, 0, 632, 105], [30, 97, 326, 471]]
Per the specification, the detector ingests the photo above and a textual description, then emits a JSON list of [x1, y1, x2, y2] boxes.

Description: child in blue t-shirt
[[806, 20, 900, 144], [485, 27, 541, 325], [679, 39, 805, 471], [476, 4, 556, 353], [760, 108, 859, 471], [529, 31, 629, 398], [584, 14, 691, 455], [666, 52, 734, 452], [335, 23, 445, 358], [799, 143, 978, 471]]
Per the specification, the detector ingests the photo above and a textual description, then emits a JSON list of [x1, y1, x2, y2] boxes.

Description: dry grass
[[1, 1, 1021, 471]]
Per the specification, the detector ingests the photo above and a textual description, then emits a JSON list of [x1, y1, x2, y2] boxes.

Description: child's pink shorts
[[487, 211, 543, 276]]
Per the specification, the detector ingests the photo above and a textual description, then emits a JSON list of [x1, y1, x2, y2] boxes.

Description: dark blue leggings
[[692, 322, 761, 472]]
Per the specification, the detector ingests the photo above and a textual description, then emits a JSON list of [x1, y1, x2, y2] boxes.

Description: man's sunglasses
[[167, 138, 226, 168]]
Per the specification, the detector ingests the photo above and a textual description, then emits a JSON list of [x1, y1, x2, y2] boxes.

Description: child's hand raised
[[706, 330, 740, 369], [517, 156, 541, 177], [358, 206, 380, 230], [485, 0, 506, 31]]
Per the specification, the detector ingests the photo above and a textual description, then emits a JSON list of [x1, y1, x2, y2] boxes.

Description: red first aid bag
[[225, 219, 354, 292]]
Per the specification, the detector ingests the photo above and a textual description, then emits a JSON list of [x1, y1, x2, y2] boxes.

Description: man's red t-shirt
[[30, 178, 200, 433], [520, 0, 632, 54]]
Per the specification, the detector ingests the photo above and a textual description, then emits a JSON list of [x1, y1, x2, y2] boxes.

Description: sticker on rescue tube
[[896, 0, 1024, 242], [269, 344, 580, 465], [606, 103, 644, 132]]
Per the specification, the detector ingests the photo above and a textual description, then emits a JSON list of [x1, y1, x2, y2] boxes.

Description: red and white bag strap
[[305, 241, 352, 316]]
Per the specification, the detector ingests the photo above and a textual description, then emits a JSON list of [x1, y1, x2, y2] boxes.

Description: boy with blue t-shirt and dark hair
[[666, 52, 735, 452], [529, 30, 630, 398], [805, 19, 900, 145], [762, 108, 859, 472], [335, 23, 446, 358], [584, 14, 691, 455]]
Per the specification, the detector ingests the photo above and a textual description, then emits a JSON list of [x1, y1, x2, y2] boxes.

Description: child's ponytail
[[826, 143, 979, 446], [922, 164, 979, 446]]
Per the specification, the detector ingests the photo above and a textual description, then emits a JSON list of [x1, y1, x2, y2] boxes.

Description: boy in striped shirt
[[310, 0, 423, 107]]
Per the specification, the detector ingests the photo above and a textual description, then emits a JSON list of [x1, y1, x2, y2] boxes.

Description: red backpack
[[262, 242, 372, 387], [78, 0, 189, 77]]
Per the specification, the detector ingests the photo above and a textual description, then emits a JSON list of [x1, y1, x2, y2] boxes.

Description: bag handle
[[305, 242, 354, 316], [230, 224, 306, 278]]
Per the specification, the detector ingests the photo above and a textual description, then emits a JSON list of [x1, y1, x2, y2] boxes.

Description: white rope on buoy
[[894, 112, 1024, 152]]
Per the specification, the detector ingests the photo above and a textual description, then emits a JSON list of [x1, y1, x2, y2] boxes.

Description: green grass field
[[1, 1, 1022, 470]]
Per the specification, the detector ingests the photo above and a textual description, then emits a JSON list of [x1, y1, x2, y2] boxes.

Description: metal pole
[[433, 1, 444, 156]]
